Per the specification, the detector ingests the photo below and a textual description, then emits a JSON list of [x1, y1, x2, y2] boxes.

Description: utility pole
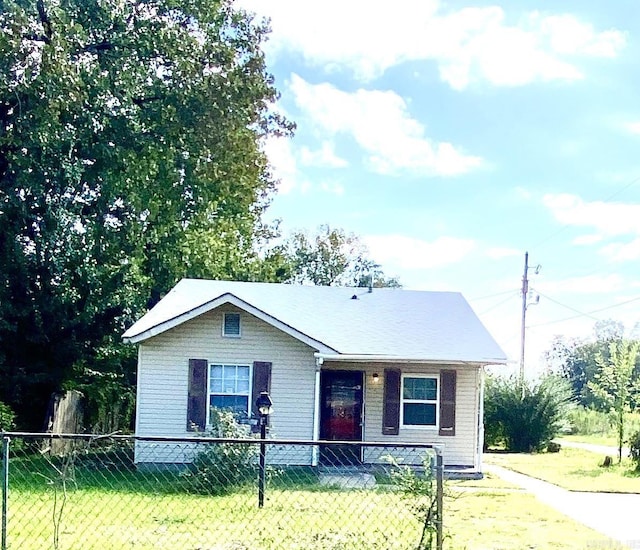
[[519, 252, 540, 383], [519, 252, 529, 382]]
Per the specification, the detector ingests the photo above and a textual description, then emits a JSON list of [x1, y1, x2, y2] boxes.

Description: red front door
[[319, 370, 363, 465]]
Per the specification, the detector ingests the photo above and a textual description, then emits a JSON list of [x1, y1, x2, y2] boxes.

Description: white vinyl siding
[[135, 305, 317, 465], [323, 362, 480, 467]]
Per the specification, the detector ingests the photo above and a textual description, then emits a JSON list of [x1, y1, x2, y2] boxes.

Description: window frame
[[222, 312, 242, 338], [400, 373, 439, 430], [207, 363, 252, 424]]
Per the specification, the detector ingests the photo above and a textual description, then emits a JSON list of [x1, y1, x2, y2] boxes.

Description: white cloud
[[543, 193, 640, 237], [262, 136, 298, 194], [290, 75, 483, 177], [261, 137, 346, 195], [319, 181, 345, 196], [572, 234, 603, 246], [600, 238, 640, 262], [537, 274, 625, 294], [364, 235, 475, 270], [239, 1, 626, 88], [299, 141, 348, 168], [515, 187, 534, 200], [624, 121, 640, 135], [486, 247, 521, 259], [537, 13, 626, 57]]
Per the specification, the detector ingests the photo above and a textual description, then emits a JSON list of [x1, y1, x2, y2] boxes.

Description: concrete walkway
[[485, 464, 640, 548], [555, 438, 630, 458]]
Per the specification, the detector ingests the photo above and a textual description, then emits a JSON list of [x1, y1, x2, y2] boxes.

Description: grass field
[[4, 453, 619, 550], [485, 447, 640, 493]]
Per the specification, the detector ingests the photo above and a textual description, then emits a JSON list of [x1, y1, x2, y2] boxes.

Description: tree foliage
[[484, 374, 573, 452], [0, 0, 291, 429], [279, 225, 401, 288], [545, 320, 639, 409], [588, 339, 640, 463], [0, 401, 16, 431]]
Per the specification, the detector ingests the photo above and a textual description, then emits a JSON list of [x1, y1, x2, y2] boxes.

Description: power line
[[532, 289, 600, 322], [469, 289, 519, 302], [478, 293, 518, 315], [528, 293, 640, 328]]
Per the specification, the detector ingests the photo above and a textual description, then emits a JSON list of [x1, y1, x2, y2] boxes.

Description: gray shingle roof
[[123, 279, 507, 363]]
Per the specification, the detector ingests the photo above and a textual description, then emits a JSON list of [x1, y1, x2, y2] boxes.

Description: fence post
[[2, 435, 9, 550], [435, 449, 443, 550]]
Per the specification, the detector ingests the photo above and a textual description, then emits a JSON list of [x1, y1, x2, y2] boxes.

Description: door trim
[[319, 369, 364, 465]]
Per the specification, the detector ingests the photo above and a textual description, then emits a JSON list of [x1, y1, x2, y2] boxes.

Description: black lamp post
[[255, 391, 273, 508]]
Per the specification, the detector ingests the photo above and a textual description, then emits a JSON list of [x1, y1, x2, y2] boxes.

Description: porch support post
[[311, 357, 322, 466], [435, 447, 444, 550], [477, 367, 485, 472]]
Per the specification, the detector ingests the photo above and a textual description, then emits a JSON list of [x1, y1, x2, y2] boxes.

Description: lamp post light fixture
[[256, 391, 272, 508], [256, 391, 273, 417]]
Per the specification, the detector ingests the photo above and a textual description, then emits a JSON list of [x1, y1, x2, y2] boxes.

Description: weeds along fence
[[1, 433, 443, 550]]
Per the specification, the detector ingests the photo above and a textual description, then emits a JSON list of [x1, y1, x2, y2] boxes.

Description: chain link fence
[[1, 433, 443, 550]]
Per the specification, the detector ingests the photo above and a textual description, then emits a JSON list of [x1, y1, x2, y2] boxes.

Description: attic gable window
[[401, 375, 438, 428], [223, 312, 241, 337]]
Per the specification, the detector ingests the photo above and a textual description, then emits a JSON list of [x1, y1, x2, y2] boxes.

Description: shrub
[[484, 374, 573, 452], [387, 454, 439, 550], [566, 406, 613, 435], [182, 408, 257, 495], [566, 407, 640, 438], [0, 401, 16, 431], [629, 430, 640, 471]]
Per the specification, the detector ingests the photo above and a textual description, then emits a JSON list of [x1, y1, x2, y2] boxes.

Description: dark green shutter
[[382, 368, 401, 435], [187, 359, 208, 431], [439, 370, 456, 436], [251, 361, 272, 432]]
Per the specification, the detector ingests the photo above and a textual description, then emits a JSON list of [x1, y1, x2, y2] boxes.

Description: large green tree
[[0, 0, 291, 429], [545, 320, 636, 408], [279, 225, 401, 288], [588, 339, 640, 463]]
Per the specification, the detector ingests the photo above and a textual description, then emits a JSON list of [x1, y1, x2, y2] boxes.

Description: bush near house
[[484, 375, 573, 452], [182, 408, 258, 494]]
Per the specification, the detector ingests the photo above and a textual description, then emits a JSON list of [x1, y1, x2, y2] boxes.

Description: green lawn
[[9, 488, 419, 549], [446, 487, 616, 549], [485, 447, 640, 493], [5, 460, 619, 550]]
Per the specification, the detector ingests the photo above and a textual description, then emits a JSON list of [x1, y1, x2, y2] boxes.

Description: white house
[[123, 279, 507, 472]]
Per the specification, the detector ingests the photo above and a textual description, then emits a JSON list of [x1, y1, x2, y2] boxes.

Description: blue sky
[[239, 0, 640, 373]]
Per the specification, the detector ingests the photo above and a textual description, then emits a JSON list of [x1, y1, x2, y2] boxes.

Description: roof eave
[[314, 352, 508, 366]]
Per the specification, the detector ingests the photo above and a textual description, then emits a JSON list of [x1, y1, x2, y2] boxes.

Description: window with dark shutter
[[439, 370, 456, 436], [251, 361, 272, 432], [187, 359, 208, 432], [382, 368, 401, 435]]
